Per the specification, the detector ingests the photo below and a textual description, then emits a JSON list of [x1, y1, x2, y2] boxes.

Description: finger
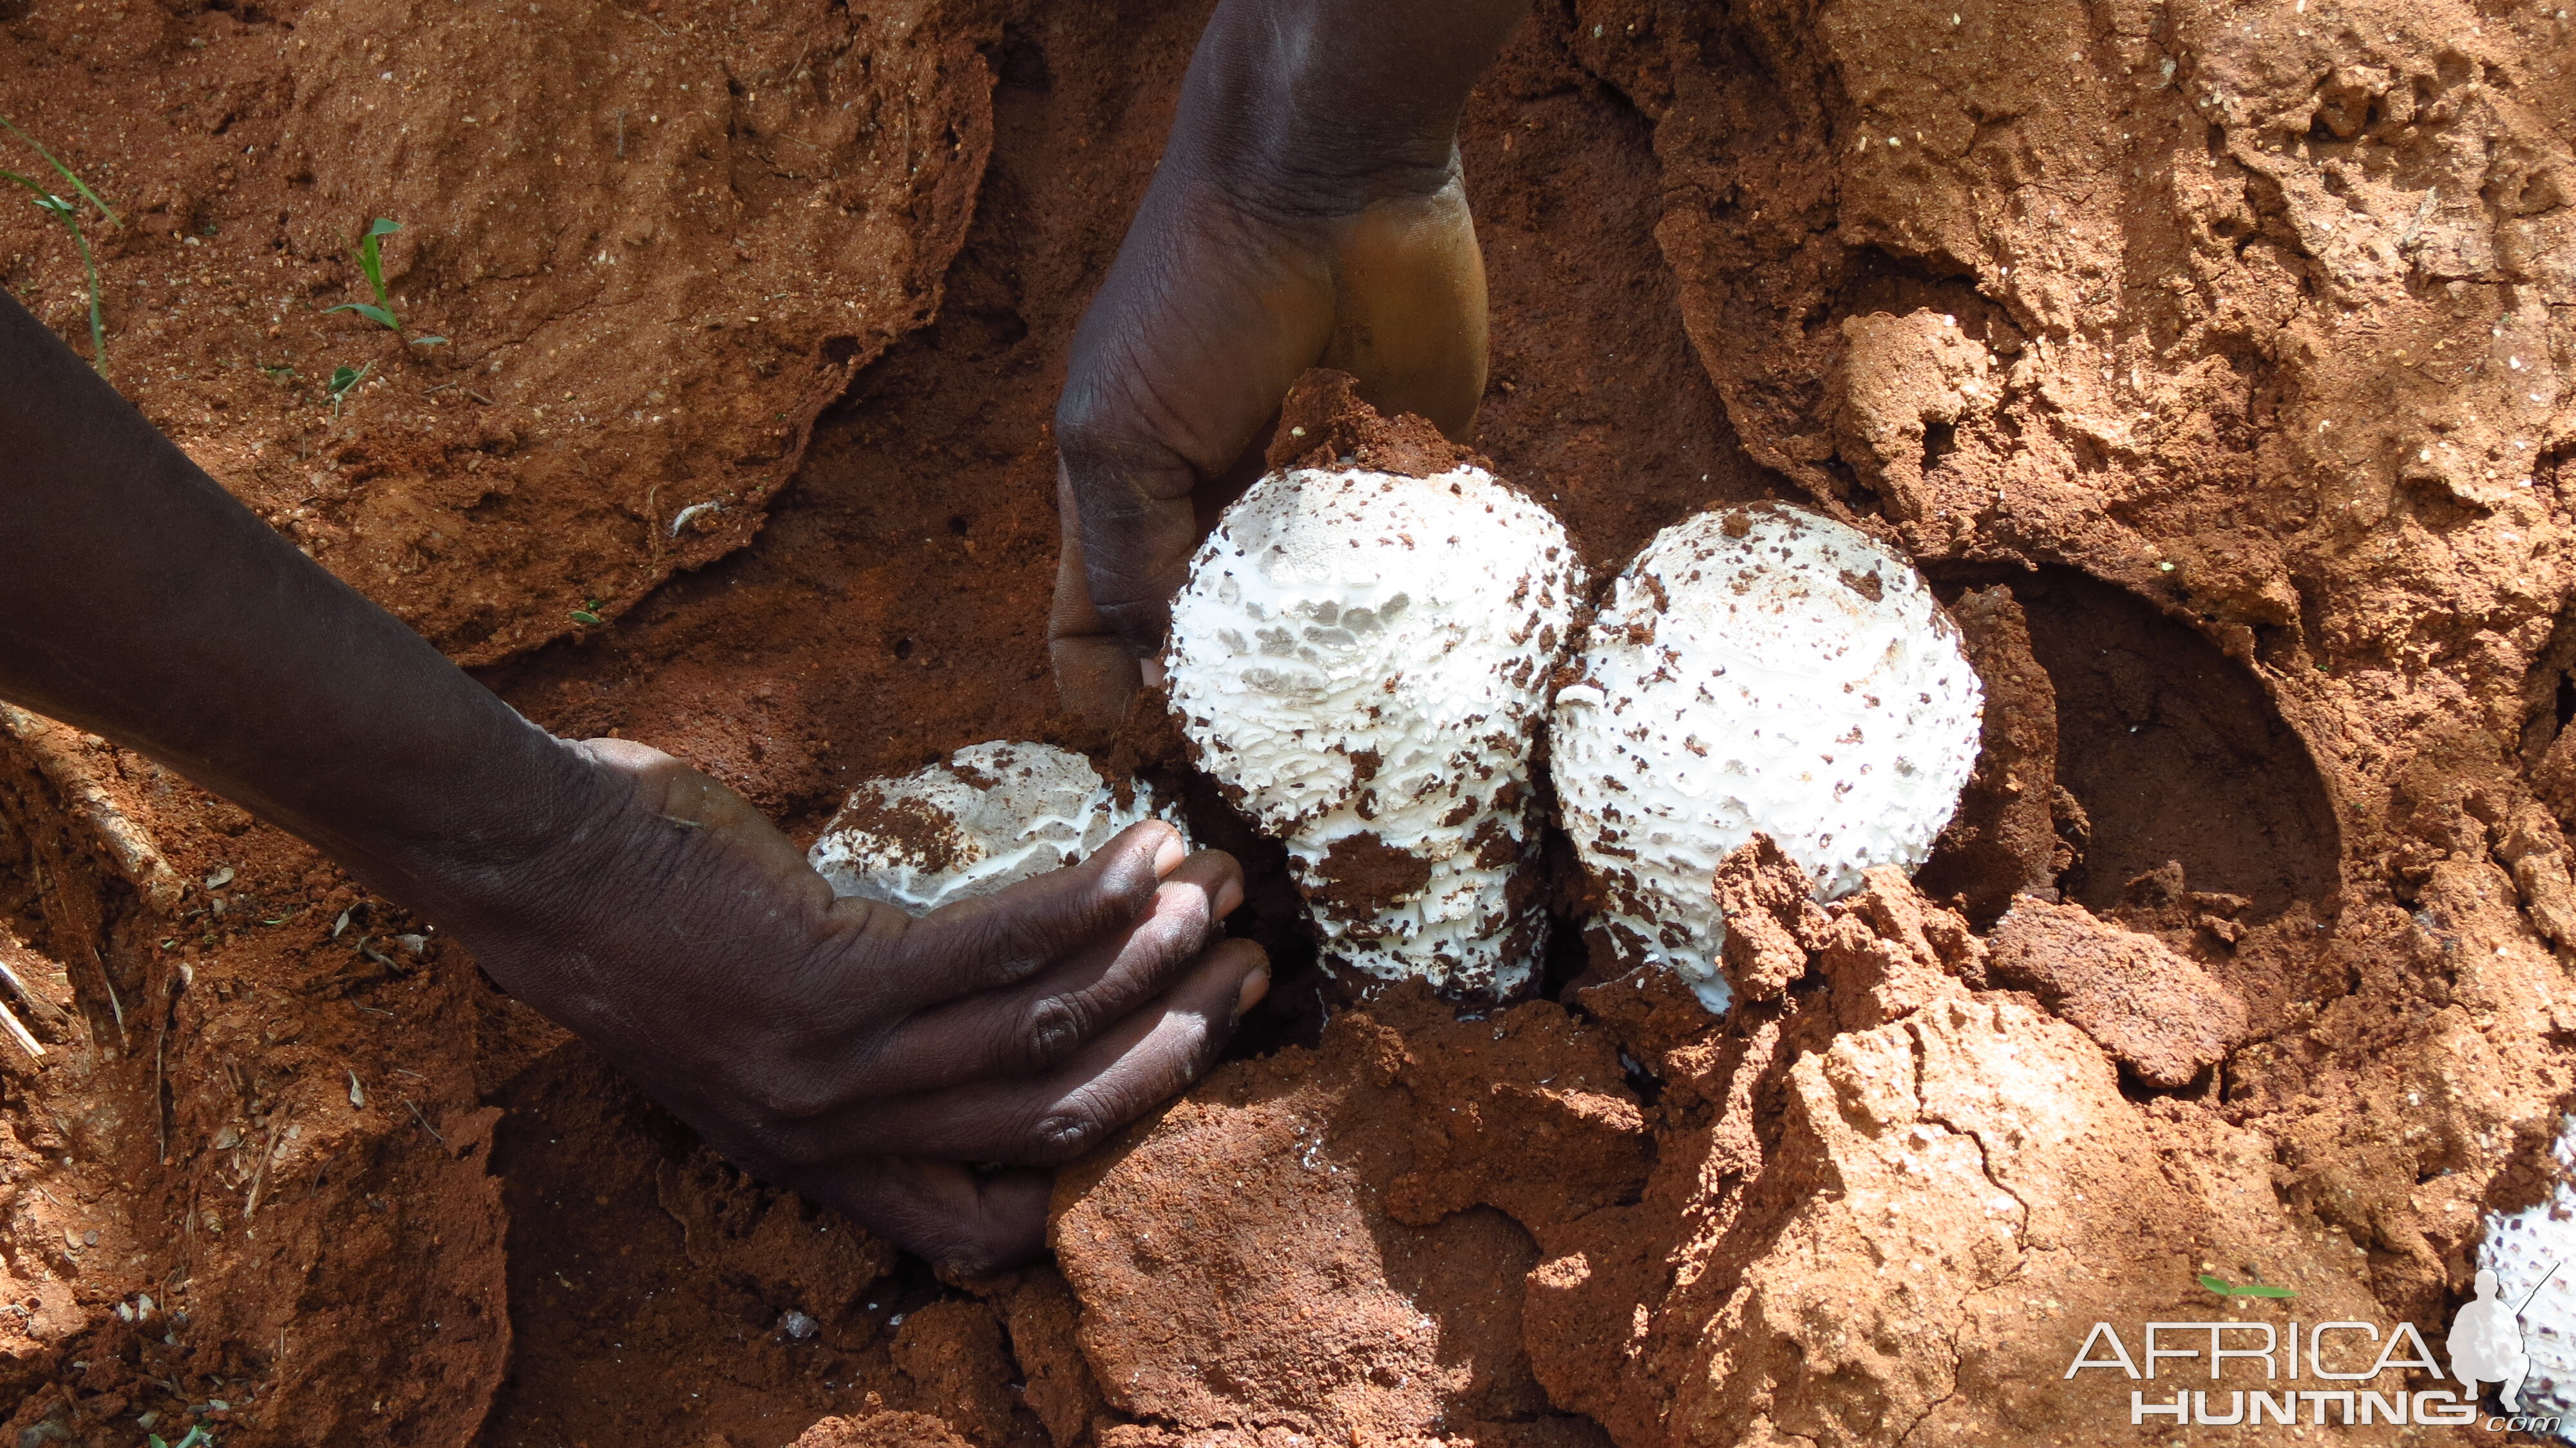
[[877, 819, 1191, 1007], [1075, 455, 1204, 663], [861, 849, 1247, 1092], [1050, 462, 1146, 723], [758, 936, 1269, 1168], [1321, 169, 1490, 441], [896, 936, 1269, 1167], [793, 1157, 1053, 1274], [1077, 408, 1277, 672]]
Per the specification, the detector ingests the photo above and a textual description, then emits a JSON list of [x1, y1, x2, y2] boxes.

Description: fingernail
[[1235, 964, 1271, 1020], [1213, 875, 1245, 919], [1151, 828, 1188, 877]]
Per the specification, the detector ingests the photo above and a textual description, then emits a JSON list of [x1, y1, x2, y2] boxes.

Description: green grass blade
[[326, 301, 400, 330], [356, 231, 384, 302], [2, 169, 106, 371], [0, 114, 118, 225], [355, 219, 399, 305]]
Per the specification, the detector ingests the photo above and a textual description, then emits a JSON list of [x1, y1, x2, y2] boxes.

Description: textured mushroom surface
[[1165, 465, 1584, 999], [807, 741, 1179, 913], [1553, 503, 1982, 1011]]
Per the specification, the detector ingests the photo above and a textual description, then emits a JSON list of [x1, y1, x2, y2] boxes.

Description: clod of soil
[[1985, 895, 2251, 1089], [1710, 835, 1832, 1004]]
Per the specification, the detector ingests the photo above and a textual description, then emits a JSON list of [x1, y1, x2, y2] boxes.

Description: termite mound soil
[[2, 0, 2575, 1446]]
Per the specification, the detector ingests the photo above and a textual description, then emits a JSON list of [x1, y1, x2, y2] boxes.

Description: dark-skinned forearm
[[0, 294, 597, 915], [1173, 0, 1528, 210]]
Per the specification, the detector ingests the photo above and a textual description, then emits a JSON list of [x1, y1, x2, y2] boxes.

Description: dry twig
[[0, 703, 182, 910]]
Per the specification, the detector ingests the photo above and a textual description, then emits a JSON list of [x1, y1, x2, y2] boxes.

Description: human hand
[[435, 739, 1268, 1270], [1050, 0, 1522, 722], [0, 281, 1267, 1272]]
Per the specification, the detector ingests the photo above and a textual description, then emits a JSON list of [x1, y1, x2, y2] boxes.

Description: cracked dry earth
[[5, 0, 2576, 1443]]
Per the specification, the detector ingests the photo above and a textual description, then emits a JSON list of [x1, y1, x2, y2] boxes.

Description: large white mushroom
[[1551, 502, 1983, 1011], [1164, 464, 1584, 1000], [807, 741, 1182, 912]]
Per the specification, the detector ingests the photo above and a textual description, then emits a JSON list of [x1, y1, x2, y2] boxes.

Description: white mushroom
[[807, 741, 1182, 912], [1164, 464, 1584, 1000], [1552, 503, 1983, 1011]]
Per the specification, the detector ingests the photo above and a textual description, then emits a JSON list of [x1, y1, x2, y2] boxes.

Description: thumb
[[1320, 171, 1492, 441], [1050, 462, 1148, 723]]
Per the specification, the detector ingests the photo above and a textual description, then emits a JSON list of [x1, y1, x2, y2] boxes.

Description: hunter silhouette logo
[[2450, 1263, 2561, 1413]]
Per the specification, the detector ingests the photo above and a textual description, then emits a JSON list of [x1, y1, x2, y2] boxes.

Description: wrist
[[1171, 0, 1522, 219], [318, 723, 627, 944]]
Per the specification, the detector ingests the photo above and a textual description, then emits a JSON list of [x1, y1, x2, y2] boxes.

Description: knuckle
[[1025, 1105, 1108, 1165], [926, 899, 1070, 987], [928, 1225, 1007, 1277], [1019, 995, 1090, 1072], [746, 1069, 839, 1125], [1126, 896, 1211, 970], [972, 915, 1064, 986]]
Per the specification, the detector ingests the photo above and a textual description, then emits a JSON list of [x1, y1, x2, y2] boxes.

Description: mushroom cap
[[807, 741, 1179, 913], [1553, 503, 1983, 1009], [1165, 464, 1583, 995]]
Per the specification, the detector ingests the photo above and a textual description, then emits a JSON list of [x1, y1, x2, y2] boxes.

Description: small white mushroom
[[807, 741, 1182, 911], [1552, 503, 1983, 1011], [1165, 464, 1584, 1000]]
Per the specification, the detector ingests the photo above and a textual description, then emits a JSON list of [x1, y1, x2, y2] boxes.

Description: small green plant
[[327, 361, 373, 414], [2199, 1272, 2295, 1299], [0, 114, 115, 371], [328, 217, 403, 330], [149, 1427, 216, 1448], [569, 596, 605, 626]]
